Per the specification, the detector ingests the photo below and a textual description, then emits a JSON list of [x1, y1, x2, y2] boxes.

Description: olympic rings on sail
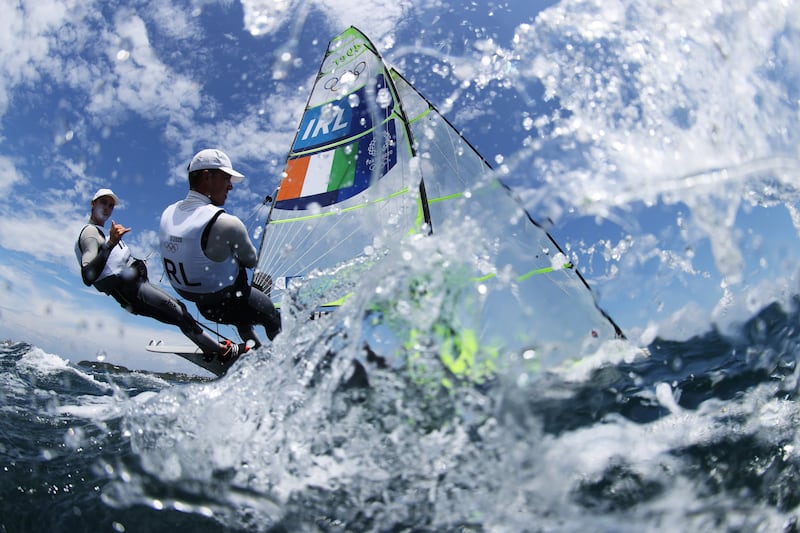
[[324, 61, 367, 92]]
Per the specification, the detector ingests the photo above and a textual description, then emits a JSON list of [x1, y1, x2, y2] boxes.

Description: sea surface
[[4, 296, 800, 532]]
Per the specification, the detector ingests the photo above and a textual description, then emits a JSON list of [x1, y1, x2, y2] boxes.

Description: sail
[[390, 69, 624, 357], [255, 26, 623, 363], [254, 26, 425, 309]]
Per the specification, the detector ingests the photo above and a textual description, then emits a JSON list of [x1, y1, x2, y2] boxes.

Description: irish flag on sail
[[275, 123, 397, 210], [277, 143, 357, 203]]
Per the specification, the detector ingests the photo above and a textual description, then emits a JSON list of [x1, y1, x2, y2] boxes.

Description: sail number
[[162, 258, 200, 287], [300, 105, 349, 142]]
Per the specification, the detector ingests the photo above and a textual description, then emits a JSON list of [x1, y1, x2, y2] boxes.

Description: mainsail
[[254, 26, 623, 364], [254, 27, 427, 310]]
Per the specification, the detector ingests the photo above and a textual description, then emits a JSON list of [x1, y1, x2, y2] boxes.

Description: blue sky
[[1, 0, 798, 374]]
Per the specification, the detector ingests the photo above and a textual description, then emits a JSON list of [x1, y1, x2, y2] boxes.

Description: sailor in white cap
[[159, 149, 281, 357], [76, 187, 230, 359]]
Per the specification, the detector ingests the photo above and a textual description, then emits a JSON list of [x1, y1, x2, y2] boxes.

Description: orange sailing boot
[[219, 340, 250, 363]]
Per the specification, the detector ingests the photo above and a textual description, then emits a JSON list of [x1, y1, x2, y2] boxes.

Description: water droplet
[[522, 116, 534, 130], [376, 88, 391, 108]]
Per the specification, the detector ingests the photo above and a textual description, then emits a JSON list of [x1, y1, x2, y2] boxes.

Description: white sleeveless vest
[[159, 201, 240, 296], [74, 224, 132, 282]]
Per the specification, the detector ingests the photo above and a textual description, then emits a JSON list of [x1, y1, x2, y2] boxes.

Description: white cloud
[[314, 0, 412, 38], [86, 14, 202, 128], [0, 154, 24, 194], [148, 1, 198, 40], [0, 214, 81, 267], [242, 0, 412, 39], [0, 1, 103, 116]]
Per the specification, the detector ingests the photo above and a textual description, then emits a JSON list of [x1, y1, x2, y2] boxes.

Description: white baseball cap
[[92, 188, 120, 204], [188, 149, 244, 182]]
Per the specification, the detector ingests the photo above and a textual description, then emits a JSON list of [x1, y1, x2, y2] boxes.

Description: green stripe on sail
[[428, 192, 464, 204], [470, 262, 574, 283], [518, 262, 573, 281], [328, 142, 358, 191], [270, 187, 411, 224]]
